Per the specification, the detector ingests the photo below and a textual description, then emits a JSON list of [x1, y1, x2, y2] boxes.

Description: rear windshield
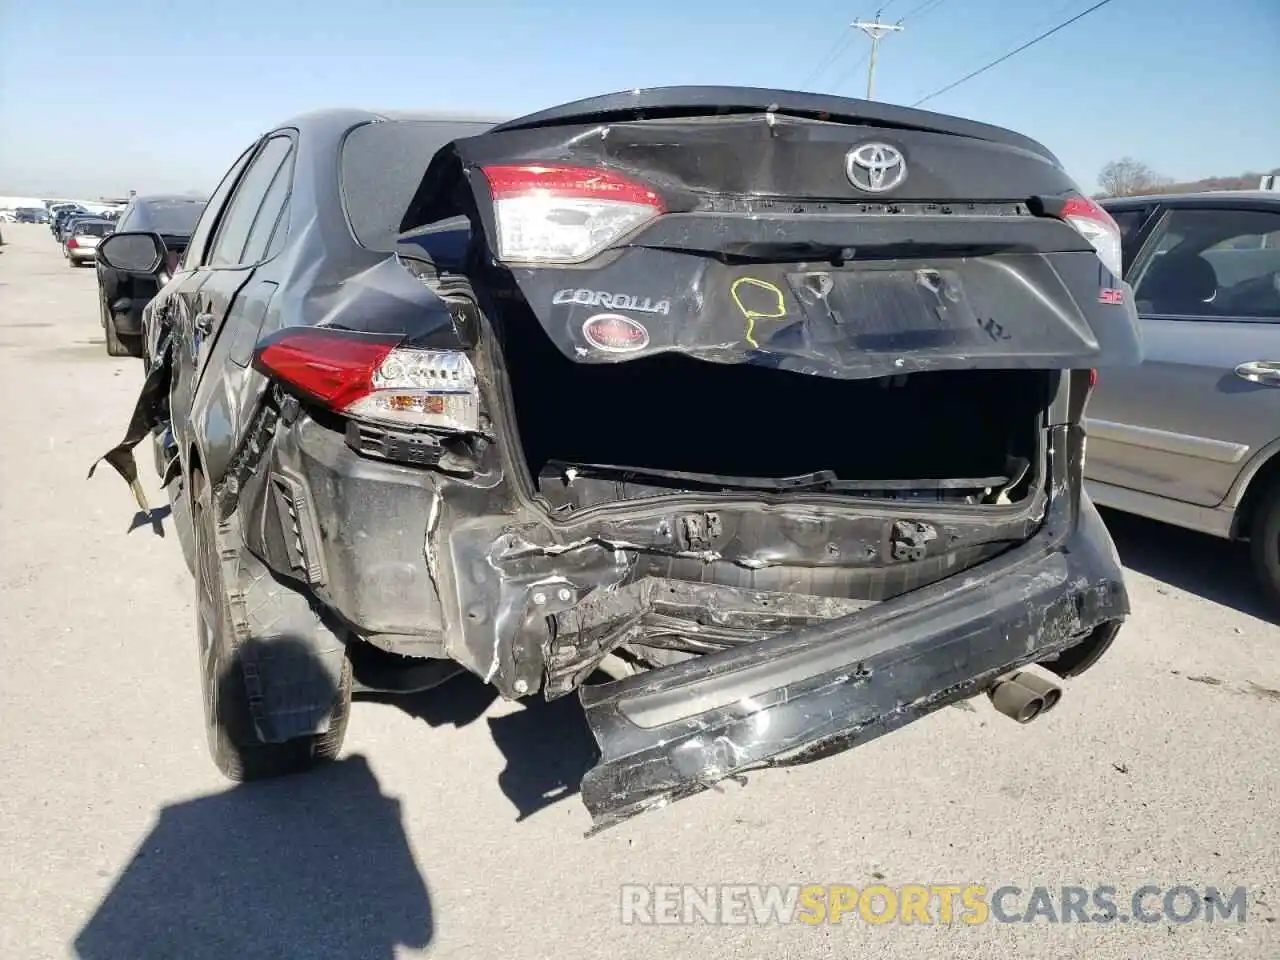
[[75, 222, 112, 237], [132, 199, 207, 235], [340, 118, 497, 251]]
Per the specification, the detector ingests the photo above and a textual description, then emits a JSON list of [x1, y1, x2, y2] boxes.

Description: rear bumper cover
[[577, 491, 1126, 832]]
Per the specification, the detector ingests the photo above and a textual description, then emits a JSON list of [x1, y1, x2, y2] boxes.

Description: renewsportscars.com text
[[619, 884, 1250, 926]]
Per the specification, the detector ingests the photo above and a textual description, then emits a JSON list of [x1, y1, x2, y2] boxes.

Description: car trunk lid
[[403, 89, 1140, 380]]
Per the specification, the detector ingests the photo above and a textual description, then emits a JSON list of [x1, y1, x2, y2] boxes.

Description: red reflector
[[481, 163, 665, 209], [582, 313, 650, 353], [254, 329, 398, 409]]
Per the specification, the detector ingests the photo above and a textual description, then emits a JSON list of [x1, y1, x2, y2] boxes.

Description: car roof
[[130, 194, 208, 205], [1102, 190, 1280, 207], [270, 107, 512, 139]]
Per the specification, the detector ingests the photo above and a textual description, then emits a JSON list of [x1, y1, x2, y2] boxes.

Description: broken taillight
[[253, 328, 480, 433], [480, 163, 665, 264], [1056, 195, 1123, 279]]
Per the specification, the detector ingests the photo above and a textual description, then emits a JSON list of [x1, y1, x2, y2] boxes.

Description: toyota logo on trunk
[[845, 142, 907, 193]]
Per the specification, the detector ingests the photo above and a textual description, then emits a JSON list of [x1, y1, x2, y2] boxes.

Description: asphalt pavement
[[1, 224, 1277, 959]]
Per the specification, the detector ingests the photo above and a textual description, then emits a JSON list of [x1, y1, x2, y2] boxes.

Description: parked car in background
[[1088, 190, 1280, 607], [93, 90, 1140, 830], [52, 207, 90, 240], [15, 207, 52, 223], [63, 217, 113, 267], [95, 194, 206, 356]]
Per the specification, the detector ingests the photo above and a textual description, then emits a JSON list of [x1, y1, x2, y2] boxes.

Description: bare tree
[[1097, 158, 1173, 197]]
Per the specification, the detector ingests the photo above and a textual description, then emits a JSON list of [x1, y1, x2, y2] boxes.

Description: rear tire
[[192, 470, 350, 781], [1249, 479, 1280, 612]]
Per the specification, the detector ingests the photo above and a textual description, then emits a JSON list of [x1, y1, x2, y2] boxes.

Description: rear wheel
[[192, 471, 350, 780], [1249, 479, 1280, 611]]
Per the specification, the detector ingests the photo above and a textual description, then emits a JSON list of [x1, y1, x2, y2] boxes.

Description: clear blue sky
[[1, 0, 1276, 197]]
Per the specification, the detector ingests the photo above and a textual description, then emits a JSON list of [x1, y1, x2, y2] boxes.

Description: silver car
[[1086, 190, 1280, 607], [64, 218, 113, 266]]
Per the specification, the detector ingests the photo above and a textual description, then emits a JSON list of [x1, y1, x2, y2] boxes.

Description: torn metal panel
[[576, 477, 1128, 834]]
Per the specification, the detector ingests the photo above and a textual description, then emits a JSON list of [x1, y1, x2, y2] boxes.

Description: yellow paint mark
[[729, 276, 787, 348]]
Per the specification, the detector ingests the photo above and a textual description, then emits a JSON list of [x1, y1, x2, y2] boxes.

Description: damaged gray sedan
[[91, 87, 1141, 832]]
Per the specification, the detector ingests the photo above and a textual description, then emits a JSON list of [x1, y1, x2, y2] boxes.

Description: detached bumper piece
[[577, 499, 1126, 833]]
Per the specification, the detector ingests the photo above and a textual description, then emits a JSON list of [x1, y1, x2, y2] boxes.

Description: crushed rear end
[[94, 89, 1140, 831], [372, 89, 1140, 829]]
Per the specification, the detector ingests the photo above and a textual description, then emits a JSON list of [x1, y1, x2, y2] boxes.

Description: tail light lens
[[66, 237, 78, 249], [480, 163, 665, 264], [253, 328, 480, 433], [1057, 195, 1123, 278]]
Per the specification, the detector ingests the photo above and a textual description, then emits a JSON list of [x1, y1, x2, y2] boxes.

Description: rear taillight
[[1057, 194, 1122, 278], [253, 328, 480, 433], [66, 237, 78, 249], [480, 163, 665, 264]]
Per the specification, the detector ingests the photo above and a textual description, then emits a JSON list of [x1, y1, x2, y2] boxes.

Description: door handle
[[1234, 361, 1280, 387], [194, 313, 214, 336]]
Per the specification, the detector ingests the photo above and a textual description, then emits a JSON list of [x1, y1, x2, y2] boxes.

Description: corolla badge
[[845, 142, 907, 193]]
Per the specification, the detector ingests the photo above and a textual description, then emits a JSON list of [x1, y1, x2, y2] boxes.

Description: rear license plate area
[[784, 267, 998, 352]]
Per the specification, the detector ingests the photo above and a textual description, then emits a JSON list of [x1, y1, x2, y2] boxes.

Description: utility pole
[[853, 18, 904, 100]]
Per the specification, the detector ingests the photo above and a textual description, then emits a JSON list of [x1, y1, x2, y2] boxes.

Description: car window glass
[[239, 149, 294, 265], [182, 144, 259, 270], [339, 118, 497, 251], [208, 136, 294, 267], [1110, 209, 1147, 240], [1132, 207, 1280, 320]]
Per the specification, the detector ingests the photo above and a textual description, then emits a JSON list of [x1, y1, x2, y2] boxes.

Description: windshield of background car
[[133, 199, 207, 235], [339, 118, 497, 251], [74, 221, 112, 238]]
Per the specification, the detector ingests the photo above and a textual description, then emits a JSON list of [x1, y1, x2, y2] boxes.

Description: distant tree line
[[1095, 156, 1280, 198]]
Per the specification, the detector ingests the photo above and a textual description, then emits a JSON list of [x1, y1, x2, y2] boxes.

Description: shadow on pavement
[[1100, 507, 1273, 620], [73, 754, 431, 960], [76, 639, 432, 960], [378, 673, 600, 821], [127, 503, 171, 536]]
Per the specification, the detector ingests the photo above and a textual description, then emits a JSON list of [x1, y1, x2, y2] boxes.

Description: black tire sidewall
[[1249, 482, 1280, 610], [191, 473, 258, 771]]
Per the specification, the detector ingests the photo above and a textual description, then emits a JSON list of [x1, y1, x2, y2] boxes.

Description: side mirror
[[97, 231, 167, 275]]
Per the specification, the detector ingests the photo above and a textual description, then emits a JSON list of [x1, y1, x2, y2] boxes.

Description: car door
[[1086, 202, 1280, 508], [185, 132, 297, 484]]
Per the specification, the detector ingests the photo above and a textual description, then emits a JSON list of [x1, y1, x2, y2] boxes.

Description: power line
[[896, 0, 949, 23], [911, 0, 1119, 106], [801, 32, 857, 89], [828, 51, 872, 92]]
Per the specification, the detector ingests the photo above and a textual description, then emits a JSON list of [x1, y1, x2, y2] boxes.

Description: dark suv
[[95, 195, 206, 356], [93, 88, 1140, 832]]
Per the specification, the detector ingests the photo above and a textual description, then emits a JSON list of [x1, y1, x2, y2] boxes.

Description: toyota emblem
[[845, 142, 907, 193]]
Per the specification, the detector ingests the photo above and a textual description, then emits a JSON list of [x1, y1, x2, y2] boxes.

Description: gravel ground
[[0, 224, 1277, 959]]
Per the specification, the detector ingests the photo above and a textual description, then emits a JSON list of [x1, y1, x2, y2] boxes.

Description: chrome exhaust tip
[[989, 677, 1045, 724], [1008, 670, 1063, 713]]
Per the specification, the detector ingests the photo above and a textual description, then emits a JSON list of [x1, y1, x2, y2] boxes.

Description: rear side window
[[339, 119, 496, 251], [1110, 208, 1149, 241], [239, 147, 294, 265], [183, 144, 259, 269], [1132, 207, 1280, 319], [208, 136, 294, 267]]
